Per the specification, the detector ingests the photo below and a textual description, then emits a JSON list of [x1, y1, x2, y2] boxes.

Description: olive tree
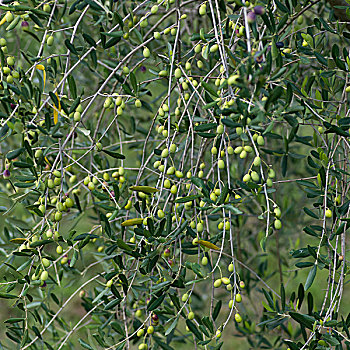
[[0, 0, 349, 349]]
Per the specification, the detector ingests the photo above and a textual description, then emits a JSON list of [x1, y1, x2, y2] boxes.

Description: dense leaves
[[0, 0, 349, 349]]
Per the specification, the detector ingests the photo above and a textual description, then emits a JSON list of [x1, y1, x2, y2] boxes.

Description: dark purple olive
[[21, 21, 29, 27], [276, 42, 284, 49], [3, 169, 10, 178], [247, 12, 256, 24], [255, 55, 263, 63], [253, 6, 265, 15], [10, 103, 16, 109], [140, 66, 146, 73]]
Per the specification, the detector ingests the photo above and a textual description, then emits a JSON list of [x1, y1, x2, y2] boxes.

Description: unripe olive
[[106, 279, 113, 288], [151, 5, 159, 14], [243, 174, 251, 182], [194, 44, 201, 53], [42, 258, 50, 268], [154, 31, 161, 39], [163, 179, 171, 189], [65, 198, 74, 208], [210, 44, 218, 53], [214, 279, 222, 288], [228, 263, 234, 272], [227, 146, 234, 154], [192, 237, 199, 245], [56, 245, 63, 254], [140, 19, 148, 27], [170, 185, 177, 194], [217, 124, 224, 134], [143, 47, 150, 58], [239, 150, 247, 159], [137, 329, 144, 337], [253, 156, 261, 167], [135, 99, 142, 108], [159, 70, 168, 77], [73, 111, 81, 122], [46, 229, 53, 238], [210, 192, 217, 202], [116, 106, 123, 115], [3, 66, 10, 75], [40, 270, 49, 281], [235, 313, 242, 323], [47, 35, 54, 46], [251, 171, 259, 182], [257, 135, 265, 145], [39, 204, 46, 214], [325, 209, 332, 218], [5, 12, 14, 23], [201, 256, 208, 265], [160, 148, 169, 159], [211, 147, 218, 155], [218, 159, 225, 169], [188, 311, 195, 320], [274, 219, 282, 230], [221, 277, 230, 285], [234, 146, 242, 154], [55, 211, 62, 221], [274, 207, 281, 218], [244, 145, 253, 153], [199, 4, 206, 15], [174, 68, 182, 79], [197, 60, 203, 69], [7, 56, 15, 66], [235, 293, 242, 303], [175, 170, 183, 178], [236, 127, 243, 135], [268, 168, 275, 178], [169, 143, 177, 153], [197, 222, 203, 232]]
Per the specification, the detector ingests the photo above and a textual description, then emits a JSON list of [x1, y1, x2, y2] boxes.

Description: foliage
[[0, 0, 350, 349]]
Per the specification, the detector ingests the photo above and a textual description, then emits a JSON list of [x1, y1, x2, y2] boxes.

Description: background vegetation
[[0, 0, 349, 349]]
